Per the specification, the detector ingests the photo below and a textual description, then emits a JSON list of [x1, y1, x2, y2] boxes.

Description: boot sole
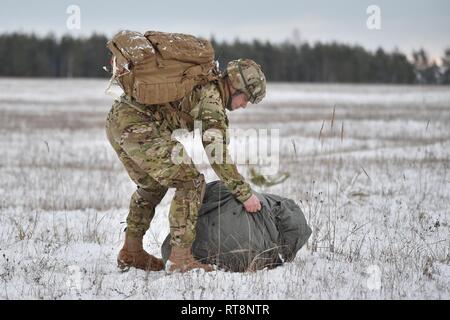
[[118, 259, 164, 272]]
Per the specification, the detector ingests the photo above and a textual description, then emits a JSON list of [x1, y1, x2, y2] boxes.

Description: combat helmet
[[225, 59, 266, 104]]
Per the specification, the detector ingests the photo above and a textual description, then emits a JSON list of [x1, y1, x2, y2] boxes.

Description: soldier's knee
[[194, 174, 206, 204], [173, 173, 205, 204], [188, 173, 206, 200], [136, 187, 166, 208]]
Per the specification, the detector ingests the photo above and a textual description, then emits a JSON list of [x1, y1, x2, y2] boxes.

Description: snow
[[0, 79, 449, 299], [263, 83, 450, 107]]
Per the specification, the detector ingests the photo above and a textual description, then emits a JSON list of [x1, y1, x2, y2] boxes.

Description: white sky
[[1, 0, 449, 62]]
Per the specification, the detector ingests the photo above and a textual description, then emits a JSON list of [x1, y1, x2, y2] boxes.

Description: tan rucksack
[[106, 30, 219, 105]]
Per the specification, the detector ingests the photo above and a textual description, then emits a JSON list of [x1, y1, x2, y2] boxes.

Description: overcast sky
[[1, 0, 449, 62]]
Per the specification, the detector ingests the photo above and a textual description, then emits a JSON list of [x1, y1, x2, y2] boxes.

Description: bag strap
[[166, 101, 194, 125], [119, 96, 159, 121]]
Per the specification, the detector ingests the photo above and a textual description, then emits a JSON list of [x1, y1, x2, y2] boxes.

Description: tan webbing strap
[[120, 96, 157, 120], [166, 101, 194, 125]]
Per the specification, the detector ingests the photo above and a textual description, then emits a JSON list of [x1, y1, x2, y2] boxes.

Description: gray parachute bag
[[161, 181, 312, 272]]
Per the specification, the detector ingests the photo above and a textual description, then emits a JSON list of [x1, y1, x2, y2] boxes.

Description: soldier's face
[[231, 92, 249, 110]]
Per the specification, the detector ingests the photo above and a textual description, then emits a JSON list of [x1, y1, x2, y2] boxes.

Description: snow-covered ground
[[0, 78, 449, 299]]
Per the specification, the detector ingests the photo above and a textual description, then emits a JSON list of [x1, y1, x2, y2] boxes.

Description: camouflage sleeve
[[193, 84, 252, 203]]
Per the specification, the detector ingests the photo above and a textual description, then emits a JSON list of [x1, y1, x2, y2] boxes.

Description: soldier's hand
[[243, 194, 261, 213]]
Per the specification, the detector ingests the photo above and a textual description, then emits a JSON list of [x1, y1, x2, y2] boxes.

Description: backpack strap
[[119, 95, 162, 121], [166, 101, 195, 125]]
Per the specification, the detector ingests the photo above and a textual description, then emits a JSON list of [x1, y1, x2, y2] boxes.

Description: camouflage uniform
[[105, 79, 252, 248]]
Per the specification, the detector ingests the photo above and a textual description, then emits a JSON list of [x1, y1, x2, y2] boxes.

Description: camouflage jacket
[[121, 79, 252, 203]]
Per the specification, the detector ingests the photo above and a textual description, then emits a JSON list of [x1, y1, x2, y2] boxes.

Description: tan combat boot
[[117, 232, 164, 271], [166, 246, 214, 273]]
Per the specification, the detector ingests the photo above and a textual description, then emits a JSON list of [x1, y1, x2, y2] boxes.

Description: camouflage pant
[[105, 99, 205, 248]]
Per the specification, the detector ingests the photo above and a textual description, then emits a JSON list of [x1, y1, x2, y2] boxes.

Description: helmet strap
[[237, 59, 256, 103], [225, 77, 234, 111]]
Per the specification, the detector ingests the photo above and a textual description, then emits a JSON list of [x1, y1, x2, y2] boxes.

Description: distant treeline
[[0, 33, 449, 84]]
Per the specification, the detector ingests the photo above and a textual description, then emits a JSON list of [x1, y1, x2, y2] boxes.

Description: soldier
[[105, 59, 266, 272]]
